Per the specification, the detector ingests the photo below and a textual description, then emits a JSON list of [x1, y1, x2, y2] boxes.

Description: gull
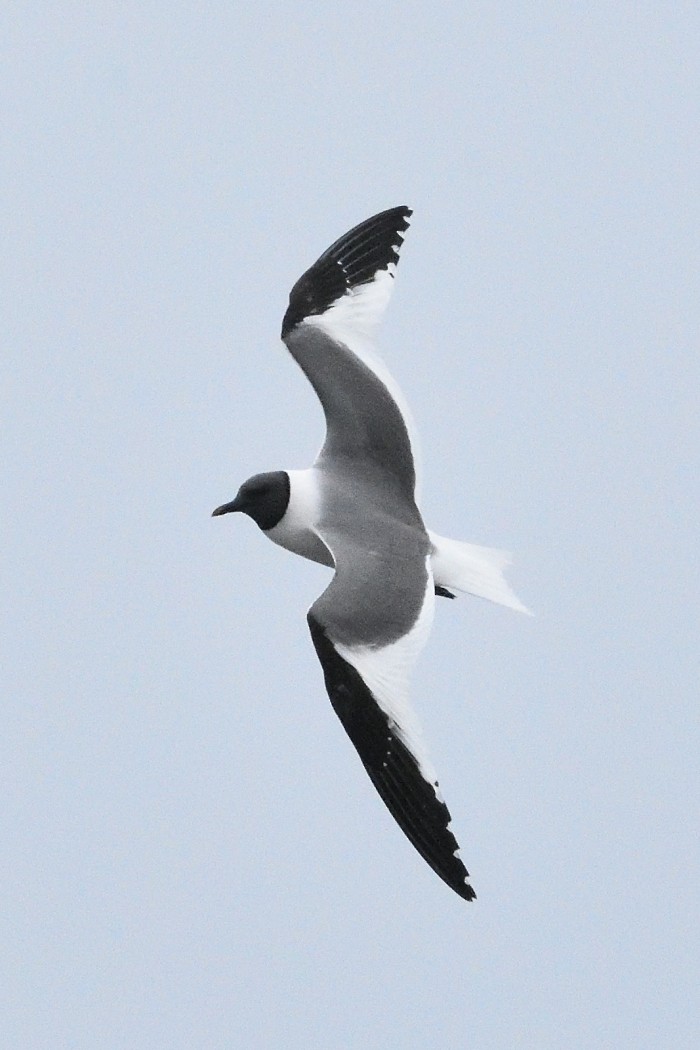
[[213, 207, 528, 900]]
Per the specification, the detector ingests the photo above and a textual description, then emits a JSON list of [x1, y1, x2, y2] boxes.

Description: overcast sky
[[3, 4, 699, 1047]]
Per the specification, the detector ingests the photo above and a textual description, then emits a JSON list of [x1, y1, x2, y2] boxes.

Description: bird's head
[[212, 471, 290, 531]]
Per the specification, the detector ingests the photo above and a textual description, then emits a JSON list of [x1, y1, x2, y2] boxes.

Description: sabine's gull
[[213, 207, 528, 901]]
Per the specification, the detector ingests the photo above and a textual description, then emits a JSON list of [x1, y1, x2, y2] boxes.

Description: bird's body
[[214, 207, 527, 900]]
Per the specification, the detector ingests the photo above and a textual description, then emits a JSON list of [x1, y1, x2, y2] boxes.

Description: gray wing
[[306, 509, 476, 902], [281, 207, 419, 501], [307, 547, 476, 903], [282, 210, 476, 898]]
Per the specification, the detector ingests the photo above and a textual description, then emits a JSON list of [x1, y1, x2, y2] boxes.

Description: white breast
[[266, 468, 334, 568]]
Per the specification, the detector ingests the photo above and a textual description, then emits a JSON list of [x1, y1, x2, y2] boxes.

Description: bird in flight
[[213, 207, 528, 900]]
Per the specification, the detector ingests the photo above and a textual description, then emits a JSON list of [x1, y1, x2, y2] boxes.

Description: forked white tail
[[429, 532, 531, 614]]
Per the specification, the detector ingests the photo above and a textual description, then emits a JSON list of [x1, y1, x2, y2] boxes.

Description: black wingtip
[[308, 612, 476, 903], [282, 206, 413, 338], [435, 585, 456, 599]]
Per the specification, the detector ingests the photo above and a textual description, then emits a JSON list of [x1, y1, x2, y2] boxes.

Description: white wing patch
[[305, 264, 397, 339], [333, 556, 438, 785]]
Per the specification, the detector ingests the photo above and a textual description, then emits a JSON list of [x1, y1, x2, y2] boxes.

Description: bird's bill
[[211, 496, 242, 517]]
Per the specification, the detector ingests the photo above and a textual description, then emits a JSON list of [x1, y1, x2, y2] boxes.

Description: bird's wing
[[307, 517, 476, 902], [281, 206, 421, 500], [281, 208, 474, 898]]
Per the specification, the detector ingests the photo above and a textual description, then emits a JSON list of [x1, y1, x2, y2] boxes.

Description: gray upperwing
[[310, 506, 430, 649], [284, 324, 416, 500]]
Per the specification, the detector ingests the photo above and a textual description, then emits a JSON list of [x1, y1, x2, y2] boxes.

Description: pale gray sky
[[3, 3, 699, 1047]]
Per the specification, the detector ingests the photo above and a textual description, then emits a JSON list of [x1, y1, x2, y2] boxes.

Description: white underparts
[[266, 468, 333, 566]]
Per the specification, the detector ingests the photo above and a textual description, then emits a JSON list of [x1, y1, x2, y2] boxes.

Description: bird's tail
[[428, 531, 531, 614]]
